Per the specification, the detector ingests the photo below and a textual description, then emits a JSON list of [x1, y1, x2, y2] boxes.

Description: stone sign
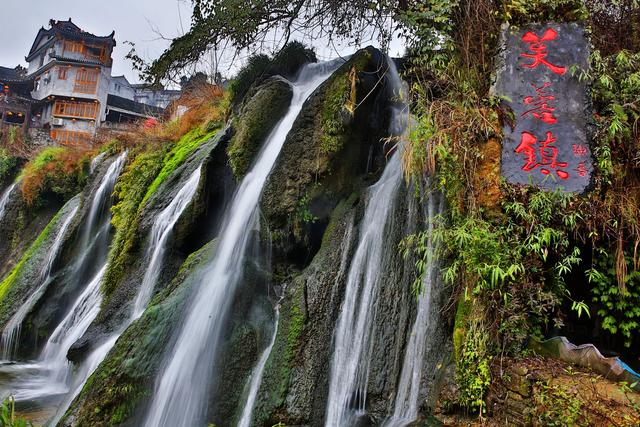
[[494, 22, 593, 193]]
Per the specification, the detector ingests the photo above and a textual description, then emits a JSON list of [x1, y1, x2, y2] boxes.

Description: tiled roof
[[27, 19, 115, 61], [107, 94, 164, 117]]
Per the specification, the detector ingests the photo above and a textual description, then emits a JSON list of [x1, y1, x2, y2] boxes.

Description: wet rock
[[60, 240, 218, 426], [261, 46, 391, 266], [69, 130, 235, 361], [228, 77, 293, 177]]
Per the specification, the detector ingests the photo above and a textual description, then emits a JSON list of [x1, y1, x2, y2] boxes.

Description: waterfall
[[0, 182, 17, 223], [384, 190, 443, 427], [48, 161, 202, 425], [237, 307, 281, 427], [324, 58, 408, 426], [133, 166, 202, 319], [143, 59, 343, 427], [1, 199, 80, 360], [0, 152, 125, 403]]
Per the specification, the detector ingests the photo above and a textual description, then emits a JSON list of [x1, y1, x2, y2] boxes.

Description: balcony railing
[[73, 82, 98, 95]]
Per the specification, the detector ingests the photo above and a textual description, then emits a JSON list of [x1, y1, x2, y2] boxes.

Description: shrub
[[19, 147, 90, 207], [0, 148, 18, 183], [0, 397, 32, 427]]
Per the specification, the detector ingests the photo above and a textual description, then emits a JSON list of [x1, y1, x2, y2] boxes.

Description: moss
[[0, 207, 62, 303], [101, 148, 167, 298], [142, 127, 218, 204], [228, 78, 293, 177], [63, 241, 217, 426], [453, 290, 471, 365], [318, 50, 371, 155]]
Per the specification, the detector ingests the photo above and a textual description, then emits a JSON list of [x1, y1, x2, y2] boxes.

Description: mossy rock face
[[0, 182, 62, 284], [228, 77, 293, 177], [70, 131, 234, 362], [0, 196, 79, 330], [61, 240, 218, 427], [249, 197, 360, 426], [0, 156, 126, 360], [261, 46, 390, 265]]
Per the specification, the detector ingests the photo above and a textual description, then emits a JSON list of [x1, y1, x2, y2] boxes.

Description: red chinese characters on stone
[[574, 162, 588, 177], [572, 144, 588, 157], [516, 131, 569, 179], [521, 28, 567, 75], [522, 82, 558, 124]]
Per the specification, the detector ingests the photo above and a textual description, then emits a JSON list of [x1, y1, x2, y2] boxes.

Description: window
[[63, 40, 108, 63], [58, 67, 68, 80], [64, 41, 84, 54], [74, 68, 99, 94], [34, 78, 41, 91], [53, 100, 98, 119], [50, 130, 92, 146]]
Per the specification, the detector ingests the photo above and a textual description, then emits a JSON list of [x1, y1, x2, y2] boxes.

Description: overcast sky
[[0, 0, 192, 83], [0, 1, 404, 84]]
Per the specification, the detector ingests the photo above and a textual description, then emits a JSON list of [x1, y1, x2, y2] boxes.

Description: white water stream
[[237, 307, 280, 427], [0, 153, 125, 407], [384, 190, 443, 427], [0, 182, 17, 223], [133, 166, 202, 319], [324, 57, 413, 426], [143, 59, 343, 427], [1, 200, 80, 360]]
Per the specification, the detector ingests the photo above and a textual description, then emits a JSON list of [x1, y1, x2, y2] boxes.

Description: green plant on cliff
[[0, 148, 17, 183], [397, 0, 640, 414], [18, 147, 90, 207], [589, 252, 640, 348], [102, 147, 166, 298], [142, 126, 217, 205]]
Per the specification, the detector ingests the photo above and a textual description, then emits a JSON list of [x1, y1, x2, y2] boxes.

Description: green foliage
[[229, 54, 271, 105], [295, 194, 317, 224], [0, 148, 17, 183], [130, 0, 397, 83], [456, 319, 491, 413], [589, 252, 640, 348], [501, 0, 588, 24], [0, 397, 32, 427], [534, 380, 584, 426], [102, 148, 166, 298], [142, 127, 216, 205]]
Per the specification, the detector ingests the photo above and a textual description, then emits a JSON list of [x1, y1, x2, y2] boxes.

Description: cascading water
[[0, 152, 125, 404], [133, 166, 202, 319], [0, 182, 17, 223], [384, 190, 443, 427], [51, 155, 202, 425], [237, 307, 281, 427], [143, 59, 343, 427], [1, 200, 80, 360], [324, 58, 408, 426]]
